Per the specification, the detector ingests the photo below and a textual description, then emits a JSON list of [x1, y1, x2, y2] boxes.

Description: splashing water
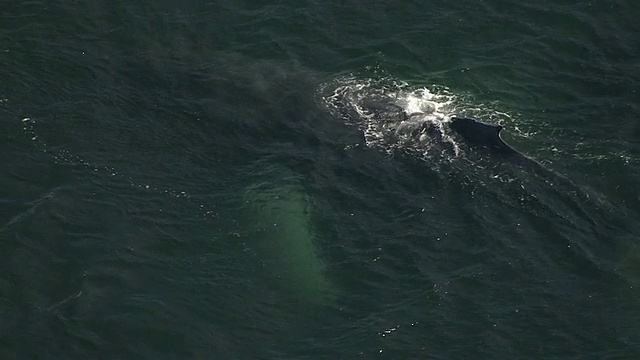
[[319, 75, 463, 161]]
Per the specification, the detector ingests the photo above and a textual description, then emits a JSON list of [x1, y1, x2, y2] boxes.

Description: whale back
[[449, 117, 518, 155]]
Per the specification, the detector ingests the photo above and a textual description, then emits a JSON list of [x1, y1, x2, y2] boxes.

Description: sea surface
[[1, 1, 640, 359]]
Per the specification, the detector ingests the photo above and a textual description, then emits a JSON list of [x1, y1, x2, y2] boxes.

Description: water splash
[[319, 75, 463, 161]]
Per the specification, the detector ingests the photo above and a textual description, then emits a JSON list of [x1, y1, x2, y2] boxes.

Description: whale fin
[[448, 117, 517, 155]]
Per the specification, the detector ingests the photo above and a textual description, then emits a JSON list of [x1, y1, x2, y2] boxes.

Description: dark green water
[[2, 1, 640, 358]]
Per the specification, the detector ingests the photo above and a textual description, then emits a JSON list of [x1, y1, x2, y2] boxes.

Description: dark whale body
[[448, 116, 600, 226], [332, 98, 595, 220], [337, 98, 537, 166], [334, 101, 590, 211], [448, 116, 560, 178], [448, 117, 523, 157]]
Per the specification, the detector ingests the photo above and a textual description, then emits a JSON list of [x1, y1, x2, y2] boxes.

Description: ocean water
[[1, 1, 639, 359]]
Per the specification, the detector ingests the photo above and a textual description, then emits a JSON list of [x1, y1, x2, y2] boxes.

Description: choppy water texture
[[2, 1, 640, 359]]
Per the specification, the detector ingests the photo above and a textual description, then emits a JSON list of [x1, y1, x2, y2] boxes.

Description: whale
[[327, 95, 604, 228], [447, 116, 557, 175], [331, 96, 535, 165], [448, 116, 523, 157], [243, 179, 337, 306], [447, 116, 580, 188]]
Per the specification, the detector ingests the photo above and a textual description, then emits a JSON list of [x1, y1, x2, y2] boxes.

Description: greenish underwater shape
[[243, 178, 337, 306]]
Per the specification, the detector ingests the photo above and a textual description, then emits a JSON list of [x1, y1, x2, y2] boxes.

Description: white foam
[[320, 75, 461, 159]]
